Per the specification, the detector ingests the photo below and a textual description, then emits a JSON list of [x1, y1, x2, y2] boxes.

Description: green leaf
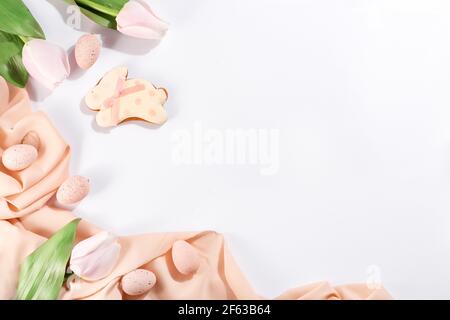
[[79, 6, 117, 29], [63, 0, 118, 29], [0, 31, 28, 88], [0, 0, 45, 39], [76, 0, 128, 16], [15, 219, 81, 300]]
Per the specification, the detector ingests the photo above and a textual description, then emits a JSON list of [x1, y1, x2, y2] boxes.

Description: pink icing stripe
[[119, 83, 146, 97], [115, 78, 125, 96], [112, 79, 125, 125], [101, 78, 126, 124], [102, 81, 146, 124], [111, 97, 120, 125]]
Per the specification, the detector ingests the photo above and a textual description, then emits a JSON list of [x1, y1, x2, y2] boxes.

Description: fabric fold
[[0, 80, 69, 219]]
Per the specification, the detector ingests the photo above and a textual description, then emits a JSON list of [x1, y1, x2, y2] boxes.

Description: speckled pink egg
[[21, 131, 40, 150], [172, 240, 201, 275], [75, 34, 101, 70], [121, 269, 156, 296], [56, 175, 90, 205], [2, 144, 38, 171]]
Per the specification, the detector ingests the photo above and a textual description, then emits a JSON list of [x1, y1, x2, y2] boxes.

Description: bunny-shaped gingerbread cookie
[[85, 66, 168, 128]]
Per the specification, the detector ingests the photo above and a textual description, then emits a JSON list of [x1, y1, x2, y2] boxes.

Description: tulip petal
[[22, 39, 70, 90], [116, 0, 168, 40], [117, 25, 166, 40], [80, 242, 121, 281], [69, 232, 121, 281], [70, 231, 110, 260]]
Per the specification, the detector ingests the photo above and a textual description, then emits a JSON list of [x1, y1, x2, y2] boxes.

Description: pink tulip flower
[[69, 231, 121, 281], [22, 39, 70, 91], [116, 0, 169, 40]]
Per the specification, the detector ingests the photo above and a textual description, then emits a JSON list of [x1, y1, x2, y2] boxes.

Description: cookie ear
[[85, 66, 128, 110], [156, 88, 168, 104]]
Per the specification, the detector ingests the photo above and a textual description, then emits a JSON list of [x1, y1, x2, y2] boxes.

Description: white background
[[23, 0, 450, 299]]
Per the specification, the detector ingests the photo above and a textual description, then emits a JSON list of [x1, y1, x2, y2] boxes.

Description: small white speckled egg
[[56, 175, 90, 205], [21, 131, 40, 150], [121, 269, 156, 296], [75, 34, 101, 70], [2, 144, 38, 171], [172, 240, 201, 275]]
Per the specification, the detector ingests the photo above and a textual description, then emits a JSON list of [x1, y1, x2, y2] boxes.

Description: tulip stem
[[18, 35, 29, 43], [75, 0, 119, 17]]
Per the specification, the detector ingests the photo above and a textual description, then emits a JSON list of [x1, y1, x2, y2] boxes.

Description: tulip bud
[[116, 0, 169, 40], [69, 231, 121, 281], [22, 39, 70, 91]]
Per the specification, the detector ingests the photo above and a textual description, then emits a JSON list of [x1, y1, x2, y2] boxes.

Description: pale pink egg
[[121, 269, 156, 296], [75, 34, 101, 70], [2, 144, 38, 171], [21, 131, 40, 150], [171, 240, 201, 275], [56, 175, 90, 205]]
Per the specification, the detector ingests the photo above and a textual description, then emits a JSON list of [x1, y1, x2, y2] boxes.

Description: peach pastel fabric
[[0, 77, 392, 300]]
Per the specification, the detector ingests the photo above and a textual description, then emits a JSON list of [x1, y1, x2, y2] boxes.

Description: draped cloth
[[0, 76, 392, 300]]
